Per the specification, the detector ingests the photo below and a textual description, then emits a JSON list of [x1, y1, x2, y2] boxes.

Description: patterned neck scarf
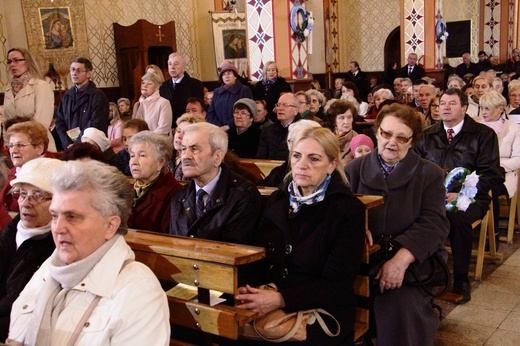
[[263, 77, 276, 91], [288, 174, 331, 215], [378, 154, 400, 178], [10, 72, 31, 96]]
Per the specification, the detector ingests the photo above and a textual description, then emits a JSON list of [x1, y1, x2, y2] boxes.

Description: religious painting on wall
[[211, 12, 248, 78], [39, 7, 74, 50]]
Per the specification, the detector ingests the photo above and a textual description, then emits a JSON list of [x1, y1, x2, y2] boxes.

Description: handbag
[[239, 284, 341, 343], [371, 235, 451, 297]]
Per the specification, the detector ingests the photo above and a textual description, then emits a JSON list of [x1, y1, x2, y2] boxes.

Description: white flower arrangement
[[444, 167, 479, 212]]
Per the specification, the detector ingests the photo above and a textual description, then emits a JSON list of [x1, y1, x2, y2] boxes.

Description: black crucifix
[[155, 25, 165, 42]]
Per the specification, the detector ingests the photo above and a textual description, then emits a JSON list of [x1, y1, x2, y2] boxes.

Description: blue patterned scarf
[[263, 78, 276, 91], [288, 174, 331, 215]]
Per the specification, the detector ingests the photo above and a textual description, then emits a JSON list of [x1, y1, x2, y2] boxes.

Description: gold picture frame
[[39, 7, 74, 50]]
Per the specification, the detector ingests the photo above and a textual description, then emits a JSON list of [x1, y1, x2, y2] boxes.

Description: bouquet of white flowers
[[444, 167, 479, 212]]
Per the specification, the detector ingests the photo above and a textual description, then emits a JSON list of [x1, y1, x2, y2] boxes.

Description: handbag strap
[[66, 259, 134, 346], [253, 308, 340, 343], [313, 308, 341, 337]]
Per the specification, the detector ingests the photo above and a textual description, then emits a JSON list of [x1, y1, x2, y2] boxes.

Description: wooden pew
[[125, 231, 265, 344], [126, 194, 383, 344], [239, 158, 284, 179]]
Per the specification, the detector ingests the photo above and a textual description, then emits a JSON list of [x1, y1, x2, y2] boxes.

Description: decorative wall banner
[[211, 12, 248, 78]]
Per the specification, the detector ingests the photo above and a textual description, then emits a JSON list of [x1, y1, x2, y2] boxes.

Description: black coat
[[455, 62, 479, 78], [256, 115, 301, 160], [397, 64, 426, 82], [0, 215, 55, 318], [169, 163, 261, 245], [247, 171, 365, 344], [345, 70, 369, 100], [159, 72, 204, 125], [253, 77, 292, 122], [55, 81, 109, 148], [228, 125, 261, 159], [415, 115, 504, 211]]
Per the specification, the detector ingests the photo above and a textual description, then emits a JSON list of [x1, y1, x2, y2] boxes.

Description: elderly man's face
[[439, 93, 467, 127], [186, 101, 205, 115], [168, 55, 185, 79], [393, 78, 402, 93], [50, 189, 119, 264], [17, 183, 52, 229], [181, 129, 223, 186], [276, 94, 300, 124], [407, 54, 417, 66], [418, 86, 434, 110], [462, 54, 471, 65]]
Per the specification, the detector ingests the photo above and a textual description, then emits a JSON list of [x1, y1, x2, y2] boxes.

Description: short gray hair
[[183, 122, 228, 155], [373, 88, 394, 100], [142, 72, 163, 88], [306, 89, 325, 106], [128, 131, 173, 174], [50, 161, 133, 235]]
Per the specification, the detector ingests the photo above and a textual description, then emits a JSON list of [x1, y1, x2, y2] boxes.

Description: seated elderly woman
[[81, 127, 116, 165], [0, 120, 49, 229], [237, 127, 365, 344], [467, 75, 493, 118], [133, 72, 172, 136], [346, 104, 449, 345], [115, 119, 149, 176], [127, 131, 181, 233], [365, 88, 394, 119], [305, 89, 326, 120], [172, 113, 205, 181], [480, 90, 520, 238], [0, 158, 64, 340], [7, 160, 170, 345], [324, 99, 359, 165], [228, 98, 261, 158]]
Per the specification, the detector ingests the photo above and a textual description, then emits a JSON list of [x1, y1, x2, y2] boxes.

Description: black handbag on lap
[[370, 234, 451, 298]]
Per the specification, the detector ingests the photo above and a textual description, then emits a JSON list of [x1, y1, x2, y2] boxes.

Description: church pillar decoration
[[326, 0, 339, 73], [434, 0, 446, 70], [289, 0, 309, 79], [246, 0, 275, 81], [482, 0, 501, 56], [402, 0, 425, 66]]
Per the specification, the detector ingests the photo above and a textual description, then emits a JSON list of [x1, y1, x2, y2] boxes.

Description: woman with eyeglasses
[[0, 121, 49, 230], [346, 104, 449, 346], [0, 158, 64, 340], [253, 61, 292, 122], [3, 48, 57, 152], [424, 93, 442, 128], [324, 99, 359, 165]]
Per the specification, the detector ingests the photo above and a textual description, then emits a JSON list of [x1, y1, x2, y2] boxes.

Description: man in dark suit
[[397, 53, 426, 82], [415, 88, 504, 304], [159, 53, 204, 126], [455, 53, 479, 79], [345, 61, 369, 100]]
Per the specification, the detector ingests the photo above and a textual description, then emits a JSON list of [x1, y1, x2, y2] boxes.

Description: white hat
[[81, 127, 110, 152], [11, 158, 65, 193]]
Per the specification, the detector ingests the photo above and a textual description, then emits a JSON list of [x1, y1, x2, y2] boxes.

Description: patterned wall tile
[[247, 0, 274, 81], [483, 0, 501, 56], [403, 0, 425, 64], [337, 0, 400, 72]]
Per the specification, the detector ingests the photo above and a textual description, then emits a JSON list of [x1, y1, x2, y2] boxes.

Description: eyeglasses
[[430, 104, 440, 109], [233, 110, 250, 117], [12, 190, 52, 204], [7, 58, 26, 65], [70, 67, 87, 74], [379, 127, 413, 144], [5, 143, 34, 150], [275, 103, 297, 108]]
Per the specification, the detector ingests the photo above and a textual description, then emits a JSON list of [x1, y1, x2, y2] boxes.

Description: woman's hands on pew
[[234, 284, 286, 316]]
